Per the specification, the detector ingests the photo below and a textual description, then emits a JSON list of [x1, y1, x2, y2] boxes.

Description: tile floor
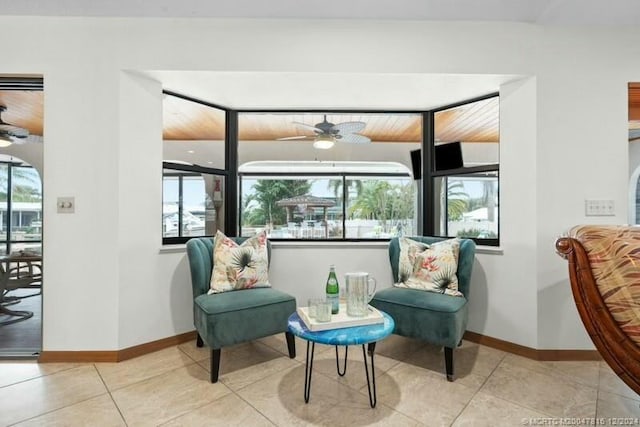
[[0, 335, 638, 426]]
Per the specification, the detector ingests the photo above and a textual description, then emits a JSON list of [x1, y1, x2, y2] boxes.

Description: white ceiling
[[0, 0, 638, 25], [4, 0, 635, 110], [149, 71, 520, 110]]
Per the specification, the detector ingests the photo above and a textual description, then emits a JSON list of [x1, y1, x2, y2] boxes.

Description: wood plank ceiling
[[0, 89, 502, 144], [0, 90, 44, 136], [163, 94, 501, 143], [629, 83, 640, 128], [6, 85, 640, 143]]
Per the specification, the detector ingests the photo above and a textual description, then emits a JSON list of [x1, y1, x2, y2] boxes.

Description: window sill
[[270, 241, 389, 249], [476, 245, 503, 255], [159, 244, 186, 254], [158, 241, 502, 253]]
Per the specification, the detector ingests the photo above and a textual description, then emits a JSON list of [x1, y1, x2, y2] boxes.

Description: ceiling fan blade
[[292, 121, 322, 133], [0, 124, 29, 138], [339, 133, 371, 144], [276, 135, 313, 141], [332, 121, 366, 135], [8, 136, 29, 145], [0, 106, 30, 140]]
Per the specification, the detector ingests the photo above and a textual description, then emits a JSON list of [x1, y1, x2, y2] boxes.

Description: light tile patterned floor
[[0, 336, 638, 426]]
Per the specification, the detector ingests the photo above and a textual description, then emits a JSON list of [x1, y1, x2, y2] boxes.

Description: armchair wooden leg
[[444, 347, 454, 382], [285, 331, 296, 359], [210, 349, 221, 383], [196, 333, 204, 348]]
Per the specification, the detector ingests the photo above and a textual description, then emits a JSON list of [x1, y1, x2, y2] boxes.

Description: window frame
[[0, 161, 43, 255], [162, 92, 500, 246], [238, 171, 413, 241], [162, 161, 228, 245], [424, 93, 500, 246], [162, 89, 235, 245]]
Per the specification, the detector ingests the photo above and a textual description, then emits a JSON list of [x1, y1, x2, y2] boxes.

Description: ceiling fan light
[[313, 134, 335, 149], [0, 135, 12, 147]]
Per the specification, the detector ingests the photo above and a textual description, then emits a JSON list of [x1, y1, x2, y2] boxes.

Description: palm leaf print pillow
[[394, 237, 462, 297], [209, 230, 271, 293]]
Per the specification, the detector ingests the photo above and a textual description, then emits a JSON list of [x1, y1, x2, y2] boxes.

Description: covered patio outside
[[276, 195, 336, 239]]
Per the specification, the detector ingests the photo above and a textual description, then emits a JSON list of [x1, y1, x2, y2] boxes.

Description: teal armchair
[[370, 236, 476, 381], [186, 237, 296, 383]]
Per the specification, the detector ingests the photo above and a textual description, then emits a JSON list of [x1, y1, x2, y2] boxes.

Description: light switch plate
[[57, 197, 75, 213], [585, 199, 615, 216]]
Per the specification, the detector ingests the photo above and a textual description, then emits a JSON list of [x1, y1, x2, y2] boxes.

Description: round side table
[[287, 310, 394, 408]]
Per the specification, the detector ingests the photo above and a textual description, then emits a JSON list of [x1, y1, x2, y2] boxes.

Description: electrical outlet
[[585, 199, 615, 216], [57, 197, 75, 214]]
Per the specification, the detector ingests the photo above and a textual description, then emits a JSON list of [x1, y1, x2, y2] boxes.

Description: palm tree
[[350, 181, 393, 231], [0, 164, 40, 202], [481, 179, 497, 222], [327, 179, 363, 200], [445, 180, 469, 221], [243, 179, 311, 227]]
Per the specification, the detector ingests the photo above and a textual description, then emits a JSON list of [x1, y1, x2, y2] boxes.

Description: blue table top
[[287, 311, 395, 346]]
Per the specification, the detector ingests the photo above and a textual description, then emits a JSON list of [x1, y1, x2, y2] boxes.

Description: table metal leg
[[362, 342, 377, 408], [303, 340, 378, 408], [335, 345, 348, 376], [304, 341, 316, 403]]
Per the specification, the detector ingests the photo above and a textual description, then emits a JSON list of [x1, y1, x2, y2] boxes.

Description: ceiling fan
[[0, 106, 30, 146], [278, 115, 370, 149]]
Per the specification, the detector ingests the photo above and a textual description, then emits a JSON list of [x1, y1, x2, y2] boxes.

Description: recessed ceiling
[[150, 71, 520, 110]]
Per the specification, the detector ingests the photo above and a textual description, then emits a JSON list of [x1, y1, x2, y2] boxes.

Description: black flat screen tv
[[410, 149, 421, 180], [435, 141, 463, 171]]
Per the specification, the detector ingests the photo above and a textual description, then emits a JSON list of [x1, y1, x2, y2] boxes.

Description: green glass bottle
[[325, 264, 340, 314]]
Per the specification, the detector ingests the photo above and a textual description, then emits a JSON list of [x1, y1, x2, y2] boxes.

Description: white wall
[[2, 17, 638, 351], [472, 77, 538, 347], [533, 28, 634, 349]]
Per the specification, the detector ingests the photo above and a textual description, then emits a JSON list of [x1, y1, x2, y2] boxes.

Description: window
[[162, 164, 226, 243], [239, 162, 415, 240], [345, 176, 415, 238], [429, 95, 500, 245], [0, 161, 42, 255], [163, 92, 226, 169], [162, 92, 230, 244], [160, 93, 499, 246], [433, 172, 498, 239]]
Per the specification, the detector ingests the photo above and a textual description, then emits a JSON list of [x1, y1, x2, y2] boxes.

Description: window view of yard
[[240, 176, 416, 239], [162, 174, 207, 238], [438, 173, 498, 239]]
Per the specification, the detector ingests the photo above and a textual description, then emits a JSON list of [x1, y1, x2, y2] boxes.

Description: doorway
[[0, 77, 43, 357]]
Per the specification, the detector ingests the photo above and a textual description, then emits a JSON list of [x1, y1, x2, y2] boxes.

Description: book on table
[[297, 303, 384, 332]]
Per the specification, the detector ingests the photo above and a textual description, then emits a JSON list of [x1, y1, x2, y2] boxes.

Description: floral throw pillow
[[209, 230, 271, 294], [394, 237, 463, 297]]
